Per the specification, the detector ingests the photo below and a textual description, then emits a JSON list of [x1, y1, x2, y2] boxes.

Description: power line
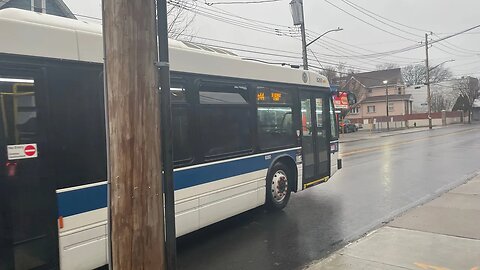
[[430, 24, 480, 45], [182, 0, 431, 63], [339, 0, 423, 39], [341, 0, 431, 33], [168, 0, 299, 37], [179, 37, 376, 71], [306, 33, 422, 64], [433, 33, 480, 54], [204, 0, 284, 5], [200, 0, 295, 28], [176, 31, 417, 70], [431, 43, 478, 58], [323, 0, 420, 43]]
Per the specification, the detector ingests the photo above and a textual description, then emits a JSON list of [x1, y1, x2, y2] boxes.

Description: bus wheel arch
[[274, 156, 298, 192], [265, 156, 297, 210]]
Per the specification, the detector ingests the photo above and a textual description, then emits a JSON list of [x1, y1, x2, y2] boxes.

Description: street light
[[306, 27, 344, 48], [429, 59, 455, 72], [425, 59, 454, 129], [383, 80, 390, 131], [290, 0, 343, 70]]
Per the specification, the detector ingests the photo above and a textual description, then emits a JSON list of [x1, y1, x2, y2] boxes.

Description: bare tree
[[453, 76, 480, 123], [431, 91, 449, 112], [319, 66, 338, 83], [376, 63, 399, 70], [319, 63, 352, 83], [167, 0, 196, 39], [402, 64, 452, 86]]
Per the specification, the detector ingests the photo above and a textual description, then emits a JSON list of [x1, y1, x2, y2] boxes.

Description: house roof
[[0, 0, 76, 19], [363, 94, 412, 103], [341, 68, 405, 88]]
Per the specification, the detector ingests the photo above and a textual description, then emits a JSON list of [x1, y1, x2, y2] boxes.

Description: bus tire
[[265, 162, 291, 210]]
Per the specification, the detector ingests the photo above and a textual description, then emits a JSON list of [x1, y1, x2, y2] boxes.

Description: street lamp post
[[306, 27, 344, 48], [289, 0, 343, 70], [424, 50, 455, 130], [429, 60, 455, 72], [383, 80, 390, 131]]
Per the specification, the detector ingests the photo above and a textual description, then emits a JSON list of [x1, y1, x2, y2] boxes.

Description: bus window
[[47, 66, 107, 189], [0, 77, 37, 145], [199, 82, 252, 158], [329, 98, 338, 139], [256, 86, 296, 150], [171, 81, 192, 164]]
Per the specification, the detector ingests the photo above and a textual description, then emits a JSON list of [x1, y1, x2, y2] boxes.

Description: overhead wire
[[323, 0, 420, 43], [340, 0, 431, 33], [432, 33, 480, 54], [189, 0, 426, 62], [204, 0, 284, 6], [338, 0, 423, 39], [168, 0, 300, 37]]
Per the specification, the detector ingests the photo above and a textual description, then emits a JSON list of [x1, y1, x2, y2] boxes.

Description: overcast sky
[[64, 0, 480, 78]]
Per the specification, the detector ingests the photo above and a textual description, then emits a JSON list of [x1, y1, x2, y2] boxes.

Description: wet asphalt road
[[177, 124, 480, 270]]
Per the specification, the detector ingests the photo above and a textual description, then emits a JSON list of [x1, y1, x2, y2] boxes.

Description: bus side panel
[[330, 151, 338, 175], [297, 163, 303, 191], [330, 140, 339, 176], [59, 223, 107, 270], [57, 184, 108, 270], [174, 148, 298, 236]]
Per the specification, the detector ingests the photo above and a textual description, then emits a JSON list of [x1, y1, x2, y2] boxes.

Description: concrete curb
[[339, 126, 442, 143]]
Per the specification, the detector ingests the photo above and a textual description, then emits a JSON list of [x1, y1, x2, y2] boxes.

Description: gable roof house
[[336, 68, 412, 123], [0, 0, 76, 19]]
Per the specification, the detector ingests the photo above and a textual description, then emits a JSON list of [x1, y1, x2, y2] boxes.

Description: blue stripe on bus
[[174, 150, 296, 190], [57, 184, 107, 217], [56, 149, 297, 217]]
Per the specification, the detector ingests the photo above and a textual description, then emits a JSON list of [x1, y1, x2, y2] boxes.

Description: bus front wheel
[[266, 162, 292, 210]]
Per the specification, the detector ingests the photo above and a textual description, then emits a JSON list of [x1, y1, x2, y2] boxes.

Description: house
[[0, 0, 76, 19], [336, 68, 412, 124], [473, 99, 480, 121], [405, 80, 458, 113]]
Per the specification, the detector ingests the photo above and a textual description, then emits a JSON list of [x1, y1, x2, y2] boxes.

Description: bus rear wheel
[[266, 162, 291, 210]]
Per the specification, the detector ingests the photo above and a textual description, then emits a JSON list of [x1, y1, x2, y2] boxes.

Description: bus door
[[300, 91, 329, 188], [0, 70, 58, 270]]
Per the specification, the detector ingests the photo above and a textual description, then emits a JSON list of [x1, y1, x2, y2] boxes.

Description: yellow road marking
[[340, 127, 478, 158], [414, 262, 450, 270], [413, 263, 479, 270]]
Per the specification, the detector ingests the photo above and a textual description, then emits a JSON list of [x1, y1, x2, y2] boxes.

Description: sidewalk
[[339, 126, 442, 143], [306, 173, 480, 270]]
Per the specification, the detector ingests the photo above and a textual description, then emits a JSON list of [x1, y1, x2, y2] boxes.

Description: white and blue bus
[[0, 9, 341, 270]]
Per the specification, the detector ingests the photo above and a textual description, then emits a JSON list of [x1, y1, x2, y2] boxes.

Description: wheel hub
[[271, 170, 288, 203]]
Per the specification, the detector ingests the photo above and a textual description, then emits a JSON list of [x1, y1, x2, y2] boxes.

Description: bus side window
[[171, 81, 193, 165], [198, 82, 252, 158], [329, 98, 338, 140], [47, 66, 107, 189], [256, 86, 296, 150]]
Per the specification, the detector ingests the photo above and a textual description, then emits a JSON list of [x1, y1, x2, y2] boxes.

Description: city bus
[[0, 8, 341, 270]]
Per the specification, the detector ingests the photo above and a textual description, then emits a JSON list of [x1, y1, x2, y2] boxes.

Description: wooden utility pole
[[102, 0, 165, 269]]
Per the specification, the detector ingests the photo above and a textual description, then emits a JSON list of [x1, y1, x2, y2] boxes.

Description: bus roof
[[0, 8, 330, 88]]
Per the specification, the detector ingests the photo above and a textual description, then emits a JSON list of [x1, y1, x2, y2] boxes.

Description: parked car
[[340, 119, 358, 133]]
